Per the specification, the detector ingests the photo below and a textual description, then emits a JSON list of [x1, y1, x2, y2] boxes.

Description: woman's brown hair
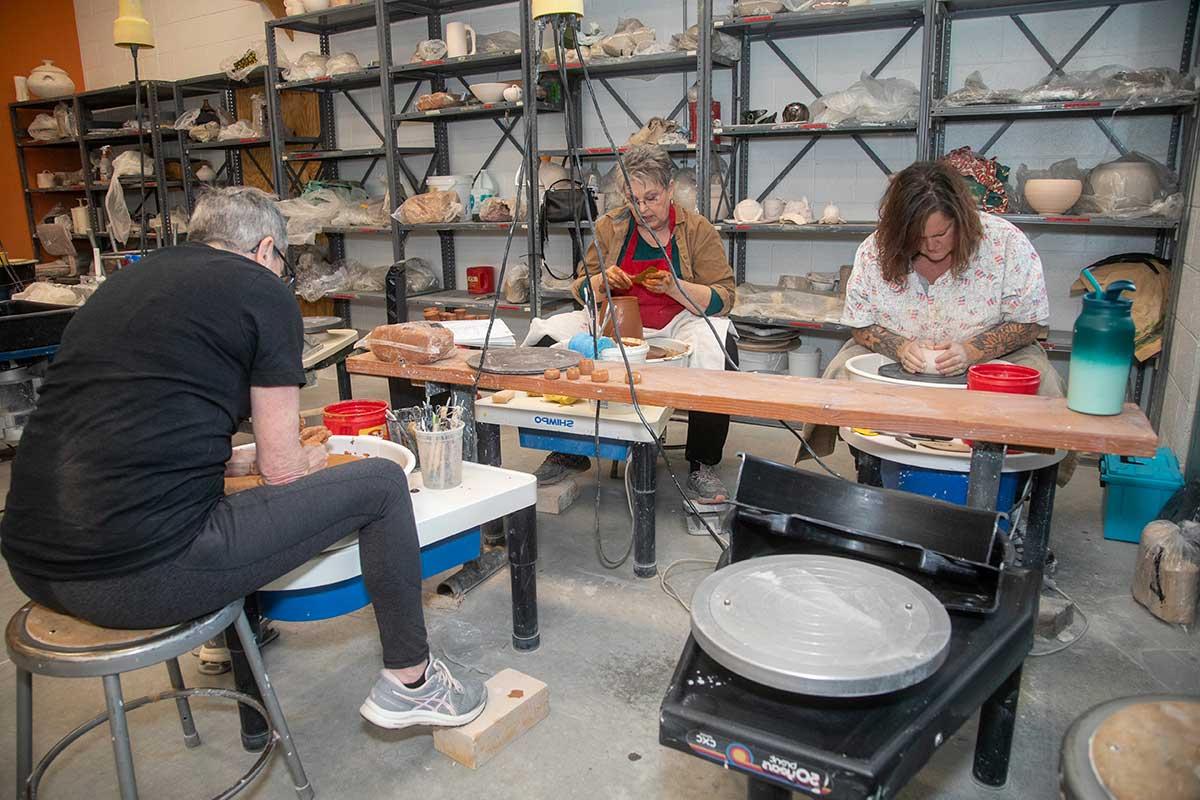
[[875, 161, 983, 286]]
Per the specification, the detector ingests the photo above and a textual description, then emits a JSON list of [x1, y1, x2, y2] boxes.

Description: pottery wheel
[[690, 554, 951, 697], [466, 347, 581, 375], [877, 362, 967, 386]]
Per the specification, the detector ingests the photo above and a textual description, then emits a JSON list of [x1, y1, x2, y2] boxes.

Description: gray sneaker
[[359, 659, 487, 730], [687, 464, 730, 504], [533, 452, 591, 486]]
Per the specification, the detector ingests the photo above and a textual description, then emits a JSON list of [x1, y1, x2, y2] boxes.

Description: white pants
[[523, 309, 734, 371]]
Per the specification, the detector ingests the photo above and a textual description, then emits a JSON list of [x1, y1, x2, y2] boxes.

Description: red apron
[[619, 208, 684, 330]]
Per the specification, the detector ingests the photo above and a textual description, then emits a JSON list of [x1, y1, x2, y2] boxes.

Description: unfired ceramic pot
[[1087, 161, 1161, 208], [27, 60, 75, 99], [1024, 178, 1082, 214]]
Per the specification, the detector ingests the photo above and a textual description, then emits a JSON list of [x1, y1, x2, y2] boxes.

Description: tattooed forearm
[[965, 322, 1042, 362], [853, 325, 908, 361]]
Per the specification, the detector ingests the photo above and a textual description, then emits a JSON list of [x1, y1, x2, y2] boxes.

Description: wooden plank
[[346, 353, 1159, 456], [432, 669, 550, 769]]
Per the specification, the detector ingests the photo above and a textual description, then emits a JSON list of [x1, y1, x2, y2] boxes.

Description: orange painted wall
[[1, 2, 85, 261]]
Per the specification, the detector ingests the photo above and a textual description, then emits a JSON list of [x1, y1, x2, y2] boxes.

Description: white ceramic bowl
[[470, 82, 510, 104], [1024, 178, 1083, 214]]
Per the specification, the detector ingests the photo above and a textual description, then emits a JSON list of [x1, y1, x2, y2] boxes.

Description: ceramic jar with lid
[[27, 60, 76, 99]]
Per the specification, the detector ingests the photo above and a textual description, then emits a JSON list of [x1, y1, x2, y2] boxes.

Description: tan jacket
[[570, 203, 736, 315]]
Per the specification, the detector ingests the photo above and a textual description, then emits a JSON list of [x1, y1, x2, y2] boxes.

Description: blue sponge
[[567, 333, 615, 359]]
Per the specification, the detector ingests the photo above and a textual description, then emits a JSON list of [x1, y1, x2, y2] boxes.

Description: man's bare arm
[[852, 325, 909, 362]]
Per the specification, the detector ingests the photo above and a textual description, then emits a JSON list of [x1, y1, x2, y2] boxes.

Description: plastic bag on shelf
[[405, 257, 440, 294], [479, 31, 522, 53], [392, 190, 463, 224], [412, 39, 448, 63], [277, 188, 350, 246], [331, 195, 388, 227], [285, 52, 329, 81], [218, 120, 259, 140], [478, 196, 515, 222], [104, 150, 156, 245], [53, 102, 75, 138], [416, 92, 467, 111], [1020, 64, 1198, 106], [221, 41, 270, 82], [810, 73, 918, 125], [1075, 152, 1182, 219], [732, 283, 844, 325], [27, 113, 61, 141], [1012, 158, 1087, 214], [940, 70, 1023, 107], [670, 25, 740, 61], [732, 1, 784, 15], [324, 53, 362, 76], [502, 260, 530, 304], [599, 18, 657, 58]]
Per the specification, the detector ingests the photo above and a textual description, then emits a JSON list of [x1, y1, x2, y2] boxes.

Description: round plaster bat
[[734, 198, 764, 223]]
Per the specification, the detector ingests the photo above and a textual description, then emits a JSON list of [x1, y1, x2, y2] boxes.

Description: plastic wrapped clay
[[578, 358, 595, 375], [491, 390, 516, 405], [566, 367, 581, 381], [544, 368, 561, 381], [591, 369, 610, 383]]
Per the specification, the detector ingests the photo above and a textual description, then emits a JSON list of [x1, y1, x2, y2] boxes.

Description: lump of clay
[[819, 202, 845, 224], [364, 322, 456, 365], [395, 189, 463, 224]]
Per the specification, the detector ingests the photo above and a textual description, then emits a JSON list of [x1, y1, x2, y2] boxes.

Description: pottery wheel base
[[466, 347, 581, 375], [690, 554, 952, 697], [877, 362, 967, 385]]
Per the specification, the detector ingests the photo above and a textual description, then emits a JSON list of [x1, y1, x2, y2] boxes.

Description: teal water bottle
[[1067, 271, 1136, 415]]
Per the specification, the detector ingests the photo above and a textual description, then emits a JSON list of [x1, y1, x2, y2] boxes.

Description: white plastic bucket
[[740, 348, 788, 374], [599, 339, 650, 363], [427, 175, 472, 220], [788, 345, 822, 377]]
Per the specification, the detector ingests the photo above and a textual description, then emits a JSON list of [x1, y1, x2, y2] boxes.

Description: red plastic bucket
[[323, 400, 389, 439], [966, 363, 1041, 395]]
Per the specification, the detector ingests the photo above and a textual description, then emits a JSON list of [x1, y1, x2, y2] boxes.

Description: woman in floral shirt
[[803, 160, 1062, 458]]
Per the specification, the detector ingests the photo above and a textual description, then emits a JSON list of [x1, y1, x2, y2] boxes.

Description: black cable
[[570, 37, 846, 482], [552, 19, 728, 554]]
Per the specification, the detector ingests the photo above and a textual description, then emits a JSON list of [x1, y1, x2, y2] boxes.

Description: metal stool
[[7, 598, 314, 800]]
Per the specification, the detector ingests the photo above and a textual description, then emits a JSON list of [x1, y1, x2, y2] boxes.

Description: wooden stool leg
[[164, 659, 201, 748], [233, 611, 314, 800], [102, 674, 139, 800], [16, 668, 32, 800]]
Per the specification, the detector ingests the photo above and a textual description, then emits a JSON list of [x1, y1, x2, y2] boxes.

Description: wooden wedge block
[[491, 390, 516, 404], [433, 669, 550, 769]]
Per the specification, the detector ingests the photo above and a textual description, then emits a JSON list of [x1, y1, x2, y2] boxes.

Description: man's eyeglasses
[[272, 244, 295, 289]]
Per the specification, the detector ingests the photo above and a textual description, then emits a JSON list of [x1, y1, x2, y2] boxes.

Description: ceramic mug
[[446, 22, 477, 58], [13, 76, 29, 102], [36, 171, 56, 188]]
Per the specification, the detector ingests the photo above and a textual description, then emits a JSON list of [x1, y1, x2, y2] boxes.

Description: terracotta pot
[[598, 295, 644, 340]]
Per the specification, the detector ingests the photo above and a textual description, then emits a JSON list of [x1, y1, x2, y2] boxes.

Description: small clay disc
[[544, 368, 561, 381], [579, 358, 595, 375], [566, 367, 580, 380], [591, 369, 609, 383]]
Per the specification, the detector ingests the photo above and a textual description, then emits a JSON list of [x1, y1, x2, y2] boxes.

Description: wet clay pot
[[599, 295, 644, 340]]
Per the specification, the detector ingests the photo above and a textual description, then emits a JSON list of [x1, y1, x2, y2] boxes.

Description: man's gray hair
[[188, 186, 288, 254], [621, 144, 676, 191]]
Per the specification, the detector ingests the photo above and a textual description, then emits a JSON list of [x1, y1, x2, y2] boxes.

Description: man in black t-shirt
[[2, 187, 485, 733]]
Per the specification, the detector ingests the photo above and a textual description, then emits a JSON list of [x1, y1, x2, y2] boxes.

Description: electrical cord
[[550, 19, 729, 556], [1029, 581, 1089, 657], [567, 29, 846, 482], [660, 558, 719, 612]]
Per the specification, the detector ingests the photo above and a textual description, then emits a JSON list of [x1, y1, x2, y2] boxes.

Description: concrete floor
[[1, 369, 1197, 799]]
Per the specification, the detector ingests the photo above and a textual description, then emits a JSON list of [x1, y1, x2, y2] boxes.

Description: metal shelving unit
[[9, 81, 187, 262], [712, 1, 931, 286], [926, 0, 1200, 413]]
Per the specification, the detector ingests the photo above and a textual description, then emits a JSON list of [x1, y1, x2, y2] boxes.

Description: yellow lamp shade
[[114, 0, 155, 48], [531, 0, 584, 19]]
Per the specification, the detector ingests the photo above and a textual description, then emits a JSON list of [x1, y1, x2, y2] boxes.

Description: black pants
[[10, 458, 429, 670], [533, 331, 737, 468]]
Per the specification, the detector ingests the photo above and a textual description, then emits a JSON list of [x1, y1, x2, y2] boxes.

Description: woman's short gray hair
[[621, 145, 676, 191], [189, 186, 288, 253]]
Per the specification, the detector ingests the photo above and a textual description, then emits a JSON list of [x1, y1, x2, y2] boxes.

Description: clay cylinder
[[599, 295, 644, 340]]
